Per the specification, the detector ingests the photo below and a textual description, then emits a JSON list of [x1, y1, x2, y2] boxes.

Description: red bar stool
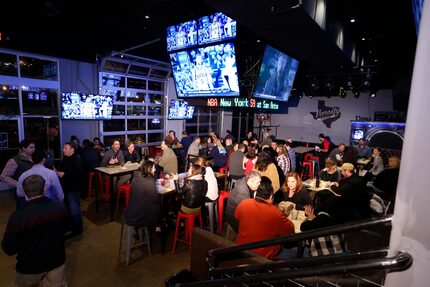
[[87, 171, 102, 200], [171, 210, 203, 255], [301, 161, 313, 180], [218, 167, 227, 174], [116, 183, 131, 211], [217, 190, 230, 234]]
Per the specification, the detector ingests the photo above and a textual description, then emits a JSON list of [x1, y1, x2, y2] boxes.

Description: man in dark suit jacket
[[331, 163, 371, 222]]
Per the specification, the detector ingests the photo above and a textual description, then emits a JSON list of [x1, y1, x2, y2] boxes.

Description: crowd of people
[[0, 130, 401, 284]]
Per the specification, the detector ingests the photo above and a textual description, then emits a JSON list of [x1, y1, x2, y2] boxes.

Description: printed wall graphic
[[310, 100, 341, 128]]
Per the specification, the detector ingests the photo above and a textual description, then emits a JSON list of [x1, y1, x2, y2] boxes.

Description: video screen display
[[198, 12, 236, 45], [252, 45, 299, 102], [168, 99, 195, 120], [169, 42, 239, 98], [352, 129, 364, 140], [166, 20, 198, 52], [61, 92, 114, 120]]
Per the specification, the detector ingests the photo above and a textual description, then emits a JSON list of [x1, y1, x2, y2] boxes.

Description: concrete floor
[[0, 190, 190, 287]]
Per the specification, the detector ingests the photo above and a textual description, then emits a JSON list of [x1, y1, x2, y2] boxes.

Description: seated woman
[[370, 147, 385, 176], [281, 171, 313, 210], [301, 190, 344, 257], [209, 139, 227, 171], [123, 142, 141, 163], [253, 151, 279, 193], [320, 158, 342, 182], [243, 144, 258, 176], [124, 161, 160, 230], [178, 164, 208, 214], [193, 157, 219, 202]]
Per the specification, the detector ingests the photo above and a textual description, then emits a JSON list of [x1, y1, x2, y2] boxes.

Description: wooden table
[[303, 179, 341, 199], [95, 163, 140, 221], [156, 179, 178, 254], [287, 210, 306, 233], [214, 171, 227, 190], [357, 158, 371, 165], [292, 146, 315, 155]]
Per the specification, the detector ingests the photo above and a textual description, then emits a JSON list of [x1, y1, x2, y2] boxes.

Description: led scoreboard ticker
[[207, 98, 279, 110]]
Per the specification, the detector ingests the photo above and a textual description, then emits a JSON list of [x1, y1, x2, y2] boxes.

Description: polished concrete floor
[[0, 190, 190, 287]]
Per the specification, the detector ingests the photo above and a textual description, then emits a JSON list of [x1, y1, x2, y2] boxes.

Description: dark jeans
[[65, 192, 83, 235]]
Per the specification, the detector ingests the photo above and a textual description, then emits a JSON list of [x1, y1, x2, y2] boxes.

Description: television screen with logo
[[166, 20, 198, 52], [253, 45, 299, 102], [168, 99, 195, 120], [198, 12, 236, 45], [61, 92, 114, 120], [169, 42, 239, 98]]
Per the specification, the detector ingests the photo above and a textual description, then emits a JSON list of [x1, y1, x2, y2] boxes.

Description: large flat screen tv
[[169, 42, 239, 98], [252, 45, 299, 102], [61, 92, 114, 120], [166, 20, 198, 52], [168, 99, 195, 120], [198, 12, 236, 45]]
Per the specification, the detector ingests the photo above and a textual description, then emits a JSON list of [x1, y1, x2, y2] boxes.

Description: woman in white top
[[371, 147, 385, 176], [194, 157, 219, 201]]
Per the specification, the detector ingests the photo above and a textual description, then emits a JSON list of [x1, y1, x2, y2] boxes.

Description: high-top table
[[95, 163, 140, 221]]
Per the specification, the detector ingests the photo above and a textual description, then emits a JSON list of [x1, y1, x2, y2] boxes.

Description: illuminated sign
[[207, 98, 279, 110]]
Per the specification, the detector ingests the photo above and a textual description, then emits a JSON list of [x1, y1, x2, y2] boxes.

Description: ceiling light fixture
[[144, 15, 150, 19], [361, 37, 366, 41], [370, 90, 377, 98], [350, 18, 356, 23]]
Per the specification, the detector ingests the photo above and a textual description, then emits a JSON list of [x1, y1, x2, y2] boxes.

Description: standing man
[[157, 139, 178, 174], [1, 139, 35, 188], [16, 150, 64, 202], [2, 175, 67, 287], [56, 142, 85, 238]]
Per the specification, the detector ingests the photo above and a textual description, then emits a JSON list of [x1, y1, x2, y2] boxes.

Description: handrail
[[211, 249, 388, 276], [208, 216, 392, 260], [175, 251, 412, 287]]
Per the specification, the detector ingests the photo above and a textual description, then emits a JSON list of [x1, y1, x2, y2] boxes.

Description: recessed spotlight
[[369, 50, 373, 54], [361, 37, 366, 41], [370, 92, 376, 98], [350, 19, 356, 23], [257, 39, 260, 43], [374, 59, 378, 62], [144, 15, 150, 19]]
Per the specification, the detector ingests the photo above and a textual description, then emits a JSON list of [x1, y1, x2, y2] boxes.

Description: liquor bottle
[[315, 172, 320, 188]]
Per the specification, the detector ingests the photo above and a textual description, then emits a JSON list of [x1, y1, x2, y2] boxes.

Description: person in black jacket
[[124, 161, 160, 230], [330, 163, 371, 222], [2, 175, 67, 286], [123, 142, 141, 163], [178, 164, 207, 214], [281, 172, 313, 210], [55, 142, 85, 238]]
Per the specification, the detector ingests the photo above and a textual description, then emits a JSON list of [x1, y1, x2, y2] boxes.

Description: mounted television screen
[[252, 45, 299, 102], [166, 20, 198, 52], [168, 99, 195, 120], [61, 92, 114, 120], [169, 42, 239, 98], [198, 12, 236, 45]]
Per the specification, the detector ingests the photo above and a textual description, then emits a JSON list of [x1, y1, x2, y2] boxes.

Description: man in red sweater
[[235, 177, 295, 259]]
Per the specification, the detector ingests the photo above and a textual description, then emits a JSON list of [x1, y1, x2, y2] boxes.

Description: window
[[0, 52, 18, 76], [185, 106, 219, 137], [0, 84, 19, 115], [19, 56, 58, 80], [22, 87, 58, 116]]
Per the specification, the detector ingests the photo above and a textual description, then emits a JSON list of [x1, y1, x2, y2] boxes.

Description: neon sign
[[207, 98, 279, 110]]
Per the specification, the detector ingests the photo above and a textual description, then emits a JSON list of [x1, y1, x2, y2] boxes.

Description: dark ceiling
[[0, 0, 417, 104]]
